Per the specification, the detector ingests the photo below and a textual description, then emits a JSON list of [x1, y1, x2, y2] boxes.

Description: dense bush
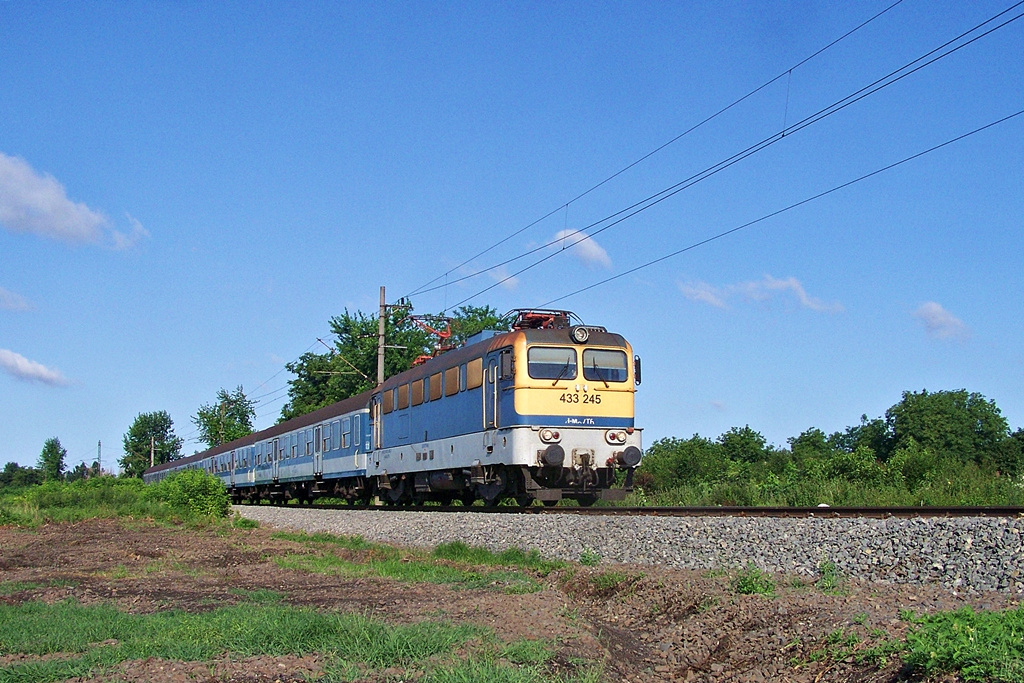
[[633, 390, 1024, 507], [0, 470, 231, 526], [144, 469, 231, 518]]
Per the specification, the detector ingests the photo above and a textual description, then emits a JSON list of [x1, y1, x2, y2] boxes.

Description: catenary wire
[[403, 0, 908, 302], [536, 109, 1024, 307], [440, 3, 1024, 309]]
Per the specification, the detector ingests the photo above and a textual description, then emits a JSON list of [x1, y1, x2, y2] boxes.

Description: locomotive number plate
[[559, 392, 601, 404]]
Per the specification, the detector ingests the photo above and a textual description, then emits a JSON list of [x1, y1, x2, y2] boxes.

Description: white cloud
[[553, 229, 612, 269], [0, 348, 69, 386], [680, 275, 843, 313], [680, 281, 727, 308], [0, 152, 148, 249], [913, 301, 968, 340], [487, 264, 519, 290], [0, 286, 32, 311]]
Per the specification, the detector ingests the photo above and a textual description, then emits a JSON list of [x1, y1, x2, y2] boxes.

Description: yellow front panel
[[514, 385, 635, 418], [512, 337, 635, 419]]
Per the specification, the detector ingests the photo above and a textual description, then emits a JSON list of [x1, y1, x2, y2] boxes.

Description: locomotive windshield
[[582, 349, 629, 383], [527, 346, 577, 380]]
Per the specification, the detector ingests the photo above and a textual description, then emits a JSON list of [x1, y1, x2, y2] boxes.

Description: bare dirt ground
[[0, 518, 1019, 682]]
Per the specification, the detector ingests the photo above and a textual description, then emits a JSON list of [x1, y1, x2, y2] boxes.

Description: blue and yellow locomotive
[[145, 310, 642, 506]]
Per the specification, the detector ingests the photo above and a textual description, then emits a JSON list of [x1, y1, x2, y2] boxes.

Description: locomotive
[[144, 310, 642, 506]]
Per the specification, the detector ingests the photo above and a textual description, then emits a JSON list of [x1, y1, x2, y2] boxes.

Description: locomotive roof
[[377, 326, 629, 392]]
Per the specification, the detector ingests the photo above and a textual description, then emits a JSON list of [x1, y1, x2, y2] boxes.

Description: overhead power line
[[440, 1, 1024, 309], [536, 108, 1024, 307], [403, 0, 908, 302]]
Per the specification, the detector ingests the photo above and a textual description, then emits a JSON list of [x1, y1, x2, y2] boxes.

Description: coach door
[[271, 438, 280, 480], [229, 450, 236, 487], [313, 425, 323, 476]]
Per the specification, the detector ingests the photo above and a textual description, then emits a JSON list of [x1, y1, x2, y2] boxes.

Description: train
[[144, 310, 643, 506]]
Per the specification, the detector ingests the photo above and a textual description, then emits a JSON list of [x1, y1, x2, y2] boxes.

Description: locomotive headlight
[[605, 430, 627, 445], [570, 326, 589, 344], [540, 429, 562, 443]]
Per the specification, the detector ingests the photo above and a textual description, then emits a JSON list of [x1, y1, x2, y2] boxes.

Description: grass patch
[[272, 531, 558, 594], [0, 599, 485, 682], [896, 606, 1024, 682], [731, 563, 775, 597], [578, 549, 601, 567]]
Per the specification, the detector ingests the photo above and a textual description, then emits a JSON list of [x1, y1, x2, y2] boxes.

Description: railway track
[[246, 502, 1024, 518]]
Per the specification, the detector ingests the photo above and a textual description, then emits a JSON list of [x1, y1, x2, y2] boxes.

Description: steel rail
[[245, 502, 1024, 518]]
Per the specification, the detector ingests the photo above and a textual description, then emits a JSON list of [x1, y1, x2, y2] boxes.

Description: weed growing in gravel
[[230, 514, 259, 529], [578, 548, 601, 566], [731, 563, 775, 597], [808, 629, 862, 663], [432, 541, 566, 576], [816, 558, 845, 594]]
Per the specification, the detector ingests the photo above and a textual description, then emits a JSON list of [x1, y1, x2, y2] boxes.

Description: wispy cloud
[[553, 229, 612, 269], [0, 286, 32, 311], [913, 301, 968, 340], [0, 348, 69, 386], [486, 264, 519, 290], [0, 152, 148, 249], [680, 275, 843, 313]]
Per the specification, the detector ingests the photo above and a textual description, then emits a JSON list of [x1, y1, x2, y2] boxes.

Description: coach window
[[322, 425, 331, 452], [382, 389, 394, 414], [342, 417, 351, 449], [430, 372, 443, 401], [397, 384, 410, 410], [305, 429, 313, 456], [332, 420, 341, 451], [466, 358, 483, 389], [528, 347, 577, 380], [411, 379, 424, 406], [444, 366, 460, 396]]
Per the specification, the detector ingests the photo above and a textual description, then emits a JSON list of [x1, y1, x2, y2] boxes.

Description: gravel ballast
[[235, 506, 1024, 593]]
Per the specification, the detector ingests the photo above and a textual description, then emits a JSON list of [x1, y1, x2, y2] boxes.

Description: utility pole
[[97, 440, 101, 475], [377, 285, 386, 387], [150, 436, 155, 468]]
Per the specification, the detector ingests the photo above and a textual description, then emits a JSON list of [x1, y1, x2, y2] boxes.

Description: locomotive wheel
[[477, 467, 507, 507], [576, 494, 598, 507], [515, 495, 534, 508], [542, 500, 558, 507]]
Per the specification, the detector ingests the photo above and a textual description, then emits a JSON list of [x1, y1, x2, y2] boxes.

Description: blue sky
[[2, 1, 1022, 471]]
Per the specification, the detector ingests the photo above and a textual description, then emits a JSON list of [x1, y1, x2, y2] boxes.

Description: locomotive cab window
[[430, 372, 443, 400], [582, 349, 629, 383], [527, 346, 577, 380]]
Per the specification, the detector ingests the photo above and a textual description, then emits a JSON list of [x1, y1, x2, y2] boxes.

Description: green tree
[[635, 435, 727, 490], [120, 411, 183, 479], [0, 461, 42, 488], [833, 414, 892, 460], [64, 460, 102, 483], [192, 386, 256, 449], [885, 389, 1010, 469], [719, 425, 768, 464], [37, 437, 67, 482], [279, 303, 507, 422]]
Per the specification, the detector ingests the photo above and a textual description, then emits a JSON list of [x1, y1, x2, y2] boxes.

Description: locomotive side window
[[582, 349, 629, 383], [397, 384, 409, 410], [444, 366, 459, 396], [383, 389, 394, 413], [411, 379, 424, 406], [430, 372, 442, 400], [466, 358, 483, 389], [500, 348, 513, 379], [527, 347, 577, 380]]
